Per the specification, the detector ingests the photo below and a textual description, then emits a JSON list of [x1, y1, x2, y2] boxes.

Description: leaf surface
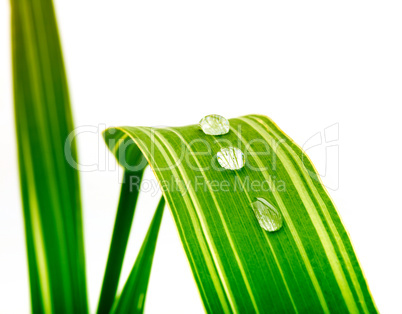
[[104, 115, 377, 313], [11, 0, 88, 312]]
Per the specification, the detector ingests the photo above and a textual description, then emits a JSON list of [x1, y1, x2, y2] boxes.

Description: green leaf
[[97, 169, 146, 314], [11, 0, 88, 312], [111, 197, 166, 314], [103, 115, 377, 313]]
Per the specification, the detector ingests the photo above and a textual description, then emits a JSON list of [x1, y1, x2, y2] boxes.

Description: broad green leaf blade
[[11, 0, 88, 312], [104, 115, 377, 313], [97, 168, 146, 314], [112, 197, 166, 314]]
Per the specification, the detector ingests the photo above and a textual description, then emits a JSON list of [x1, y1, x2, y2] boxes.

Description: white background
[[1, 0, 402, 313]]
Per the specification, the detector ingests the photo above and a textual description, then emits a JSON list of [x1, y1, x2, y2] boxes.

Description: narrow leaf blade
[[97, 169, 146, 314], [112, 197, 166, 314], [11, 0, 88, 312]]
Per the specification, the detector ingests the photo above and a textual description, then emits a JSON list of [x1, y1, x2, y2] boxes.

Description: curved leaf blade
[[103, 115, 377, 313]]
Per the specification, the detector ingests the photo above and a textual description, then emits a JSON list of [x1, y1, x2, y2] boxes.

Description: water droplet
[[251, 197, 283, 232], [199, 114, 230, 135], [217, 147, 245, 170]]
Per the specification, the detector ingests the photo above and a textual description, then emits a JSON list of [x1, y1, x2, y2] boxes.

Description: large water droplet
[[199, 114, 230, 135], [251, 197, 283, 232], [217, 147, 245, 170]]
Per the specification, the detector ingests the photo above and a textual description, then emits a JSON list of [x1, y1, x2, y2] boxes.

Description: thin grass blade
[[97, 168, 146, 314], [111, 197, 166, 314], [11, 0, 88, 312]]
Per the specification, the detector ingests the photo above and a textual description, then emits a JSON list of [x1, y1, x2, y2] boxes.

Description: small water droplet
[[199, 114, 230, 135], [251, 197, 283, 232], [217, 147, 245, 170]]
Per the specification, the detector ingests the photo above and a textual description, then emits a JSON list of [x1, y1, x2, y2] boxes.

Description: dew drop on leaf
[[199, 114, 230, 135], [251, 197, 283, 232], [217, 147, 245, 170]]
